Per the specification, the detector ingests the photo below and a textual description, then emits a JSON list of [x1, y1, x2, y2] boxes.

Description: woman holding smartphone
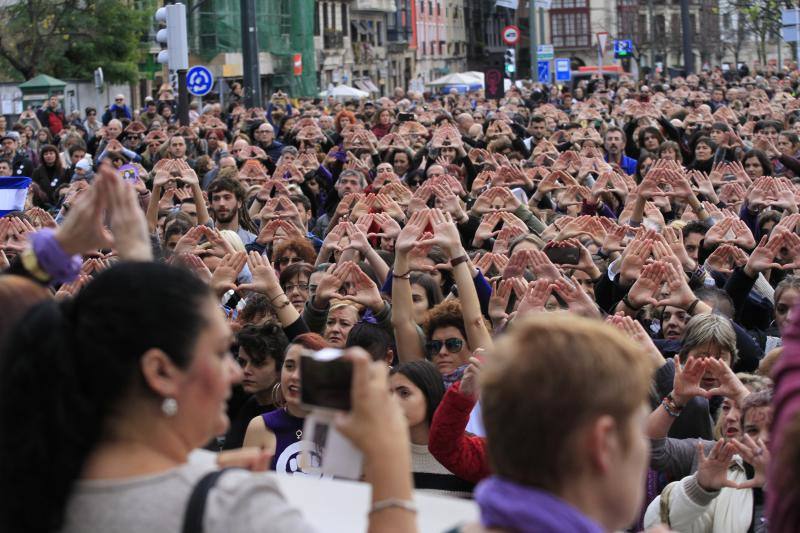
[[0, 264, 417, 533]]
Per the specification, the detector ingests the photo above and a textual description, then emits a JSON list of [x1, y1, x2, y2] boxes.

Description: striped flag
[[0, 176, 31, 216]]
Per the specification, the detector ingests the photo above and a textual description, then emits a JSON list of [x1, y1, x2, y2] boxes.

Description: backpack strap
[[181, 469, 229, 533], [659, 481, 678, 528]]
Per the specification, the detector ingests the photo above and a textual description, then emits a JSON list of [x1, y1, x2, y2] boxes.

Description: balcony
[[324, 31, 345, 49], [352, 0, 396, 13]]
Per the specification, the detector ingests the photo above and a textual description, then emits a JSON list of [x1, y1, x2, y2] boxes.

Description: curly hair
[[422, 299, 467, 342], [273, 237, 316, 266]]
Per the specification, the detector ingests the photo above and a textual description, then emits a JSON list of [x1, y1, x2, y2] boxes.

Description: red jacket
[[428, 380, 490, 483]]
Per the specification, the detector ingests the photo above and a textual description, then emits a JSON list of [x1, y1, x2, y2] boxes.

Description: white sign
[[502, 25, 520, 45], [782, 8, 800, 26], [496, 0, 518, 9], [783, 26, 800, 43], [537, 44, 554, 60], [597, 32, 609, 51], [535, 0, 552, 8]]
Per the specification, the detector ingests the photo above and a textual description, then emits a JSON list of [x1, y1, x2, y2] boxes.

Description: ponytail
[[0, 262, 211, 532]]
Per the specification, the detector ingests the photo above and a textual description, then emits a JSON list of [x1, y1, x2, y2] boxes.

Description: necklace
[[296, 429, 303, 440]]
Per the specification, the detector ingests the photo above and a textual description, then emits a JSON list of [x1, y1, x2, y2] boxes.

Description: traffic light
[[155, 3, 189, 71], [504, 48, 516, 75]]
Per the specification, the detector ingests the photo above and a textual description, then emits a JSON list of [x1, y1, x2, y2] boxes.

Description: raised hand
[[516, 279, 552, 317], [238, 251, 282, 298], [695, 440, 738, 491], [730, 434, 769, 489], [395, 210, 429, 255], [671, 354, 708, 406], [209, 251, 247, 297], [626, 261, 664, 309]]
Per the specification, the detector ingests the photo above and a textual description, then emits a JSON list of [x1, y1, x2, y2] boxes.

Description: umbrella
[[319, 84, 369, 98]]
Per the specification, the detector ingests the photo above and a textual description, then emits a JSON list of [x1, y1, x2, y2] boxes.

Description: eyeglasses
[[284, 283, 309, 292], [278, 257, 304, 266], [425, 338, 464, 356], [115, 98, 124, 102]]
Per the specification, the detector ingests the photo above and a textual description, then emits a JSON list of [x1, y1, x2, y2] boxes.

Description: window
[[377, 21, 383, 46], [654, 14, 665, 42], [550, 0, 590, 48], [322, 2, 329, 31], [617, 0, 637, 41], [638, 14, 647, 42], [342, 3, 348, 36]]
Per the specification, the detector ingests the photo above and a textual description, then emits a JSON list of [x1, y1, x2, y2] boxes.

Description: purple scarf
[[475, 476, 605, 533], [442, 364, 467, 390]]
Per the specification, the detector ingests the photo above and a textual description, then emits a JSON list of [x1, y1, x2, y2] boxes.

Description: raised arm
[[391, 211, 428, 363], [425, 209, 493, 351]]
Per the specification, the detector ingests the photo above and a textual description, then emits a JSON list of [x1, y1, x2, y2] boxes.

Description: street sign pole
[[596, 32, 608, 78], [530, 0, 537, 81]]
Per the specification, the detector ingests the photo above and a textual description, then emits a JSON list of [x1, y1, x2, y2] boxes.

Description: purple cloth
[[475, 476, 605, 533], [442, 364, 466, 390], [262, 408, 305, 473], [30, 228, 81, 285], [767, 303, 800, 532]]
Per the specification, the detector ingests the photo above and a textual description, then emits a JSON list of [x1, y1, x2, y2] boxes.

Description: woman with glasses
[[392, 209, 492, 386], [272, 237, 316, 274], [279, 262, 313, 314]]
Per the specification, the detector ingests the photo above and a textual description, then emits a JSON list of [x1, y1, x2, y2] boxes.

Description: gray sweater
[[60, 451, 316, 533]]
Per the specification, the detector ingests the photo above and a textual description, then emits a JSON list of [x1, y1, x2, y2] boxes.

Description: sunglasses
[[278, 257, 304, 266], [425, 338, 464, 356]]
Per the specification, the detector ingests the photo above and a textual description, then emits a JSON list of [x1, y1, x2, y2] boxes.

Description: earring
[[270, 382, 284, 407], [161, 397, 178, 417]]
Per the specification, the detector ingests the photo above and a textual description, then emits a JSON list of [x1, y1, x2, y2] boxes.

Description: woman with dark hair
[[409, 272, 444, 324], [742, 149, 773, 179], [222, 322, 289, 450], [636, 126, 664, 157], [243, 333, 329, 474], [688, 136, 717, 173], [390, 360, 473, 497], [279, 261, 313, 314], [31, 144, 67, 204], [0, 263, 416, 532]]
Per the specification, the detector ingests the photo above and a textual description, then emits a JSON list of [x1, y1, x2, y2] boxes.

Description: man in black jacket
[[1, 132, 33, 177]]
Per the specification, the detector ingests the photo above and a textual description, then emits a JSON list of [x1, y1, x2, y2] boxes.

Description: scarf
[[441, 364, 467, 390], [474, 476, 604, 533]]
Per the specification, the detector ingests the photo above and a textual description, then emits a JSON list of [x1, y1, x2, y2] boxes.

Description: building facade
[[315, 1, 356, 91], [412, 0, 468, 87], [387, 0, 416, 94]]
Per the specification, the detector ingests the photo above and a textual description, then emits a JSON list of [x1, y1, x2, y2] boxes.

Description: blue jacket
[[606, 153, 637, 176]]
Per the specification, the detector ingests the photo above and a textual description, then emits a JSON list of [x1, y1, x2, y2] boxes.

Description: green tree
[[0, 0, 149, 82]]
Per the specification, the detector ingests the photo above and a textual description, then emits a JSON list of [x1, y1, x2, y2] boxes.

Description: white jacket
[[643, 458, 754, 533]]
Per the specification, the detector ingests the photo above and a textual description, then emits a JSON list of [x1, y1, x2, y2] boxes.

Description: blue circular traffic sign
[[187, 66, 214, 96]]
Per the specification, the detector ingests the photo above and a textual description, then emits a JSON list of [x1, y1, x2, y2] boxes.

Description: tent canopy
[[427, 72, 482, 87], [18, 74, 67, 91], [319, 84, 369, 99]]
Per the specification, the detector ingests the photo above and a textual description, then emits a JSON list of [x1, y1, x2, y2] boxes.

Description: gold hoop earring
[[271, 382, 285, 407]]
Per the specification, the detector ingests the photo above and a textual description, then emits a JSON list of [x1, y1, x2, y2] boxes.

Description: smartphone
[[300, 349, 353, 411], [544, 246, 580, 265], [119, 164, 139, 184], [398, 112, 414, 122]]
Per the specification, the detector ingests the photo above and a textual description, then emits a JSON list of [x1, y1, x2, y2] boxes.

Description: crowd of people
[[1, 68, 800, 532]]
